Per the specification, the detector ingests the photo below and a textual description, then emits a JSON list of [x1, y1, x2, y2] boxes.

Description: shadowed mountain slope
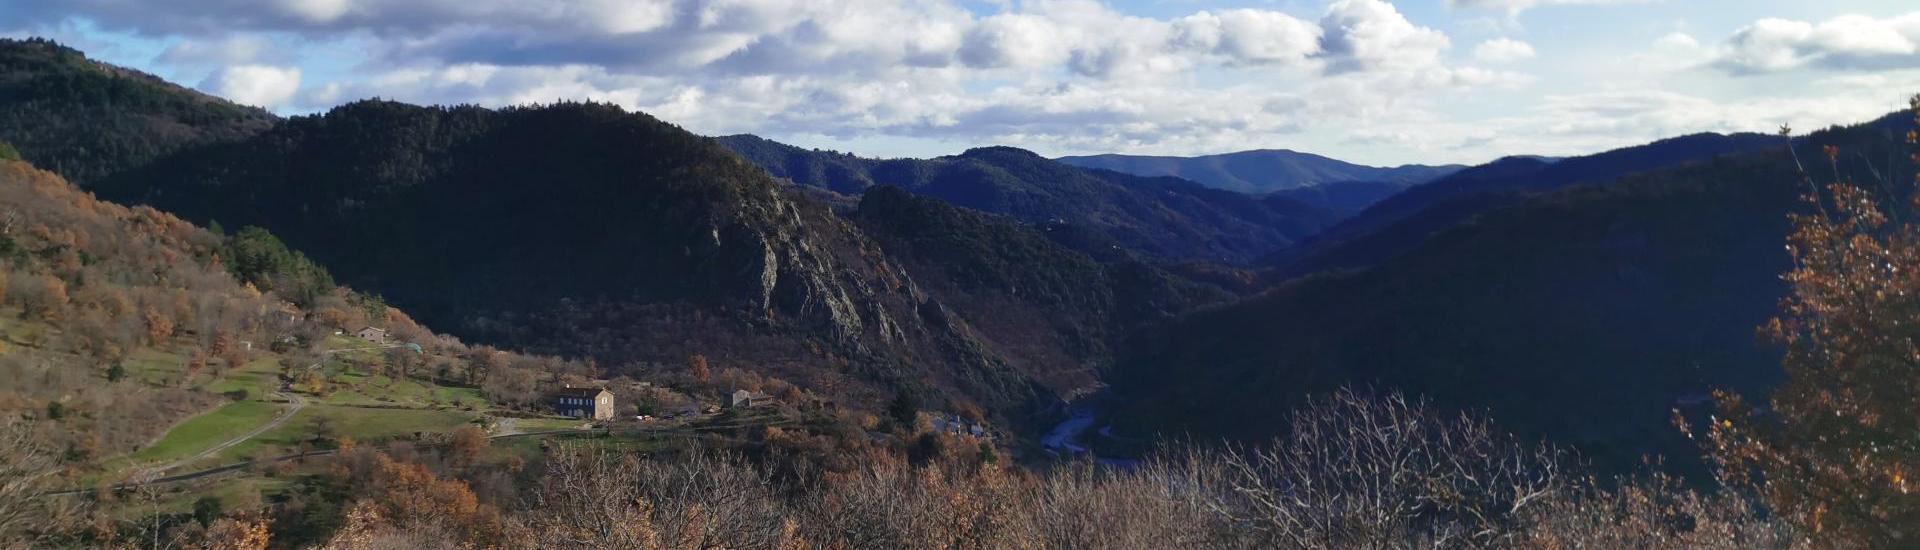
[[1270, 133, 1783, 276], [89, 99, 1064, 423], [1108, 113, 1916, 473]]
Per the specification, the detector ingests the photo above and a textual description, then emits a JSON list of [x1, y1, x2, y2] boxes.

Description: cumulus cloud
[[1473, 38, 1536, 63], [1176, 9, 1322, 67], [201, 64, 302, 108], [1318, 0, 1449, 74], [7, 0, 1535, 162], [1714, 12, 1920, 74]]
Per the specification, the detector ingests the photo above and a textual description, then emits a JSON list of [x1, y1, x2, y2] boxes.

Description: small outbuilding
[[727, 389, 770, 409]]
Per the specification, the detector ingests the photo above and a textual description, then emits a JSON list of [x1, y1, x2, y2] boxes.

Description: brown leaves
[[1701, 97, 1920, 548]]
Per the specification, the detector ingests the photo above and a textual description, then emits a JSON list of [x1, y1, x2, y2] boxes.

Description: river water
[[1040, 406, 1097, 455]]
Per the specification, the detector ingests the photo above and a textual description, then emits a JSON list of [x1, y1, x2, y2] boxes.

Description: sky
[[4, 0, 1919, 166]]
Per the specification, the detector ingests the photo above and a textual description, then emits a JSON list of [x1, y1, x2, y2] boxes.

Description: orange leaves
[[335, 450, 506, 546], [142, 307, 173, 346], [447, 425, 488, 470], [688, 353, 712, 383], [1702, 107, 1920, 547], [198, 516, 273, 550]]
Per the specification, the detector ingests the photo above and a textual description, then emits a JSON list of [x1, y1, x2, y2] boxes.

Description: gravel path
[[144, 392, 307, 476]]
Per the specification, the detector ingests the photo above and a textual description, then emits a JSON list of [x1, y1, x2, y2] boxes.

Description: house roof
[[355, 326, 386, 333], [551, 386, 611, 398]]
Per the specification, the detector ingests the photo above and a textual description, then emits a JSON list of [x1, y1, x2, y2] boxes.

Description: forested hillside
[[83, 99, 1079, 426], [1109, 113, 1918, 472], [1263, 179, 1414, 219], [1055, 149, 1461, 193], [0, 39, 275, 184], [850, 186, 1231, 395], [5, 31, 1919, 548], [0, 152, 597, 476], [720, 134, 1338, 264], [1270, 132, 1783, 275]]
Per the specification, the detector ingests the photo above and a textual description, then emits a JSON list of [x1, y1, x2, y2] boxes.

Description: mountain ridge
[[718, 133, 1339, 264], [1055, 148, 1464, 193], [1266, 132, 1784, 276]]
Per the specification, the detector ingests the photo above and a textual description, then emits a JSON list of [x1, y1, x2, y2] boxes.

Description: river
[[1040, 405, 1141, 469]]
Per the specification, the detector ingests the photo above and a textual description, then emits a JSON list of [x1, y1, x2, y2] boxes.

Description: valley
[[0, 26, 1915, 547]]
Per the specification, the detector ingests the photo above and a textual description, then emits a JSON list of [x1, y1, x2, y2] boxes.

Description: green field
[[493, 431, 673, 464], [203, 357, 285, 400], [108, 400, 287, 470], [121, 347, 189, 386], [324, 371, 487, 409], [208, 404, 480, 463], [511, 417, 593, 432]]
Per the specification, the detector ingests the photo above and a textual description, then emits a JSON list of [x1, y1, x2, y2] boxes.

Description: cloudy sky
[[5, 0, 1919, 165]]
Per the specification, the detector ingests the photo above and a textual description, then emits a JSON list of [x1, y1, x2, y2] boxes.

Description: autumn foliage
[[1695, 95, 1920, 547]]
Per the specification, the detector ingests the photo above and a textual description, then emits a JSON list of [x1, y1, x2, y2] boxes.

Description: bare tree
[[530, 443, 792, 549], [529, 444, 662, 549], [0, 420, 63, 547], [1202, 389, 1570, 549]]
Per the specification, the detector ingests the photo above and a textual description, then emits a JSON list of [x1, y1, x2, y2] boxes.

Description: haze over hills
[[719, 134, 1339, 264], [1054, 149, 1464, 193]]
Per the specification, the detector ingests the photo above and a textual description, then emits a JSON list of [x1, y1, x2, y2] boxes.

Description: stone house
[[552, 386, 615, 420]]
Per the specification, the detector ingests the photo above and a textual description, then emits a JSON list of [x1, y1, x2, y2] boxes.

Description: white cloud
[[1318, 0, 1450, 74], [63, 0, 1920, 166], [1474, 38, 1536, 63], [277, 0, 351, 24], [960, 13, 1068, 70], [1715, 12, 1920, 74], [1653, 32, 1698, 52], [201, 64, 302, 108], [1176, 9, 1322, 67], [1446, 0, 1652, 17]]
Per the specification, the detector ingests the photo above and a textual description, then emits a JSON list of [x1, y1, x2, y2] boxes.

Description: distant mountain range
[[1054, 149, 1464, 194], [719, 134, 1339, 265], [9, 36, 1913, 471]]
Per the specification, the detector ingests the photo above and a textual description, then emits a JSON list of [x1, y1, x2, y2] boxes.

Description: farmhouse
[[353, 326, 387, 344], [552, 386, 615, 420]]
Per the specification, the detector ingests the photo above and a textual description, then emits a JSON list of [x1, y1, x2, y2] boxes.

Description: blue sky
[[5, 0, 1919, 165]]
